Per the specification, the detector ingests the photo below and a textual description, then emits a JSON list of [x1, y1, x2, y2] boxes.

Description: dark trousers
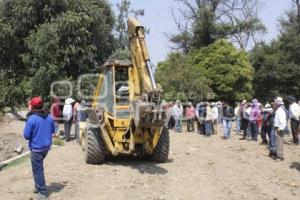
[[261, 126, 271, 143], [187, 119, 194, 132], [168, 116, 175, 129], [250, 121, 258, 140], [31, 151, 48, 197], [75, 122, 79, 141], [241, 118, 249, 138], [290, 118, 300, 144], [204, 121, 213, 136], [64, 119, 73, 141], [197, 121, 205, 134]]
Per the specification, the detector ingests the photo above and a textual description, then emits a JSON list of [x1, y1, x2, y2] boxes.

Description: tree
[[112, 0, 146, 59], [168, 0, 265, 51], [250, 3, 300, 101], [0, 0, 115, 108], [250, 42, 283, 101], [155, 52, 211, 102], [190, 39, 254, 101], [0, 71, 25, 111], [115, 0, 144, 49]]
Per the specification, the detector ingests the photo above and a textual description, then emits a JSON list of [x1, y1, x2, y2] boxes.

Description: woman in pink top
[[185, 102, 195, 132]]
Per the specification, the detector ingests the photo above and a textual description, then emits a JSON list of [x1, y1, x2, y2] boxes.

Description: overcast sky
[[109, 0, 293, 65]]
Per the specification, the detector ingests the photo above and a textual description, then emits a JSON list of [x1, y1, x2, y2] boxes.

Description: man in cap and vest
[[23, 97, 55, 199], [271, 97, 287, 161]]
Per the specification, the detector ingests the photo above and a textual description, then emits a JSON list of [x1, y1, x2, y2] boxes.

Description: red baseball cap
[[30, 96, 43, 108]]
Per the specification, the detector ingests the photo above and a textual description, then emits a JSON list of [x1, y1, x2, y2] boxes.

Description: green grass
[[53, 138, 65, 146], [3, 154, 30, 170], [0, 138, 64, 171]]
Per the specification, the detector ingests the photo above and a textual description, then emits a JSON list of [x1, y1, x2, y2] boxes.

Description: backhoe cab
[[80, 18, 170, 164]]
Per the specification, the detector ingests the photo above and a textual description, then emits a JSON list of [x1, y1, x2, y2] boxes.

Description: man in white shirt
[[63, 98, 75, 141], [272, 97, 286, 161], [212, 103, 219, 134], [173, 100, 183, 132], [287, 96, 300, 145]]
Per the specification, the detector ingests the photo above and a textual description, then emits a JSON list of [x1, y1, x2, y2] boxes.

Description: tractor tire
[[85, 126, 106, 165], [150, 127, 170, 163]]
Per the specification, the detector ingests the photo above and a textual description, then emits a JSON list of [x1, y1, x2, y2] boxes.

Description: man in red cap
[[23, 96, 55, 199]]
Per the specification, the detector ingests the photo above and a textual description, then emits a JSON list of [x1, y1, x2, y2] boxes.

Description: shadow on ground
[[290, 162, 300, 172], [106, 156, 172, 175], [48, 182, 67, 196]]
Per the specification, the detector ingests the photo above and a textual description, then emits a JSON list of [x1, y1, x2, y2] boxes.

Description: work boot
[[259, 141, 268, 145], [277, 157, 284, 161], [37, 193, 48, 200], [269, 152, 277, 160]]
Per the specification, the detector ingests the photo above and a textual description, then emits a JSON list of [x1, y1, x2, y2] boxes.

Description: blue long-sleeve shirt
[[23, 113, 55, 152]]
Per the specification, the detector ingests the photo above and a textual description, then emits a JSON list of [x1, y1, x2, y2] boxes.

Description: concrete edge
[[0, 151, 30, 170], [0, 145, 59, 170]]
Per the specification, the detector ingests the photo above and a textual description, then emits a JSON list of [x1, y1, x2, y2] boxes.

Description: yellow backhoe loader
[[80, 18, 170, 164]]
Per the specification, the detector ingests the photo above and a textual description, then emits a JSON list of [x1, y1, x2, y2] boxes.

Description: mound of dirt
[[0, 133, 27, 162]]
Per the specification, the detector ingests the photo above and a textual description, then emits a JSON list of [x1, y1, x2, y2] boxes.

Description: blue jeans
[[175, 118, 182, 132], [54, 122, 59, 134], [31, 151, 48, 197], [261, 126, 271, 143], [223, 120, 232, 138], [269, 128, 276, 152], [236, 118, 241, 134], [205, 121, 213, 135]]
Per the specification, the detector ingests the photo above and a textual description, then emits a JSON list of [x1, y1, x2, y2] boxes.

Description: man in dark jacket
[[260, 103, 273, 144], [222, 101, 235, 139], [23, 97, 55, 199]]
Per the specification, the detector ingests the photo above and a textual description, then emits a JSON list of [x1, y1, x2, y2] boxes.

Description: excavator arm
[[128, 17, 157, 95], [127, 17, 165, 128]]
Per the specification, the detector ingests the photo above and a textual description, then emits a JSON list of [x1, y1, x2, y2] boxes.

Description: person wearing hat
[[260, 103, 273, 145], [271, 97, 287, 161], [249, 99, 261, 141], [211, 102, 219, 134], [173, 100, 183, 132], [63, 97, 75, 141], [23, 97, 55, 199], [168, 102, 176, 129], [287, 96, 300, 145]]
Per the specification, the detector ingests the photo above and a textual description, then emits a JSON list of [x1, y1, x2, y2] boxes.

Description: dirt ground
[[0, 120, 27, 162], [0, 121, 299, 200]]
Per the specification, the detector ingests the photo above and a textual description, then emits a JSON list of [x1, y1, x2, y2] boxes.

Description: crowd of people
[[27, 97, 87, 142], [22, 95, 300, 199], [166, 96, 300, 161]]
